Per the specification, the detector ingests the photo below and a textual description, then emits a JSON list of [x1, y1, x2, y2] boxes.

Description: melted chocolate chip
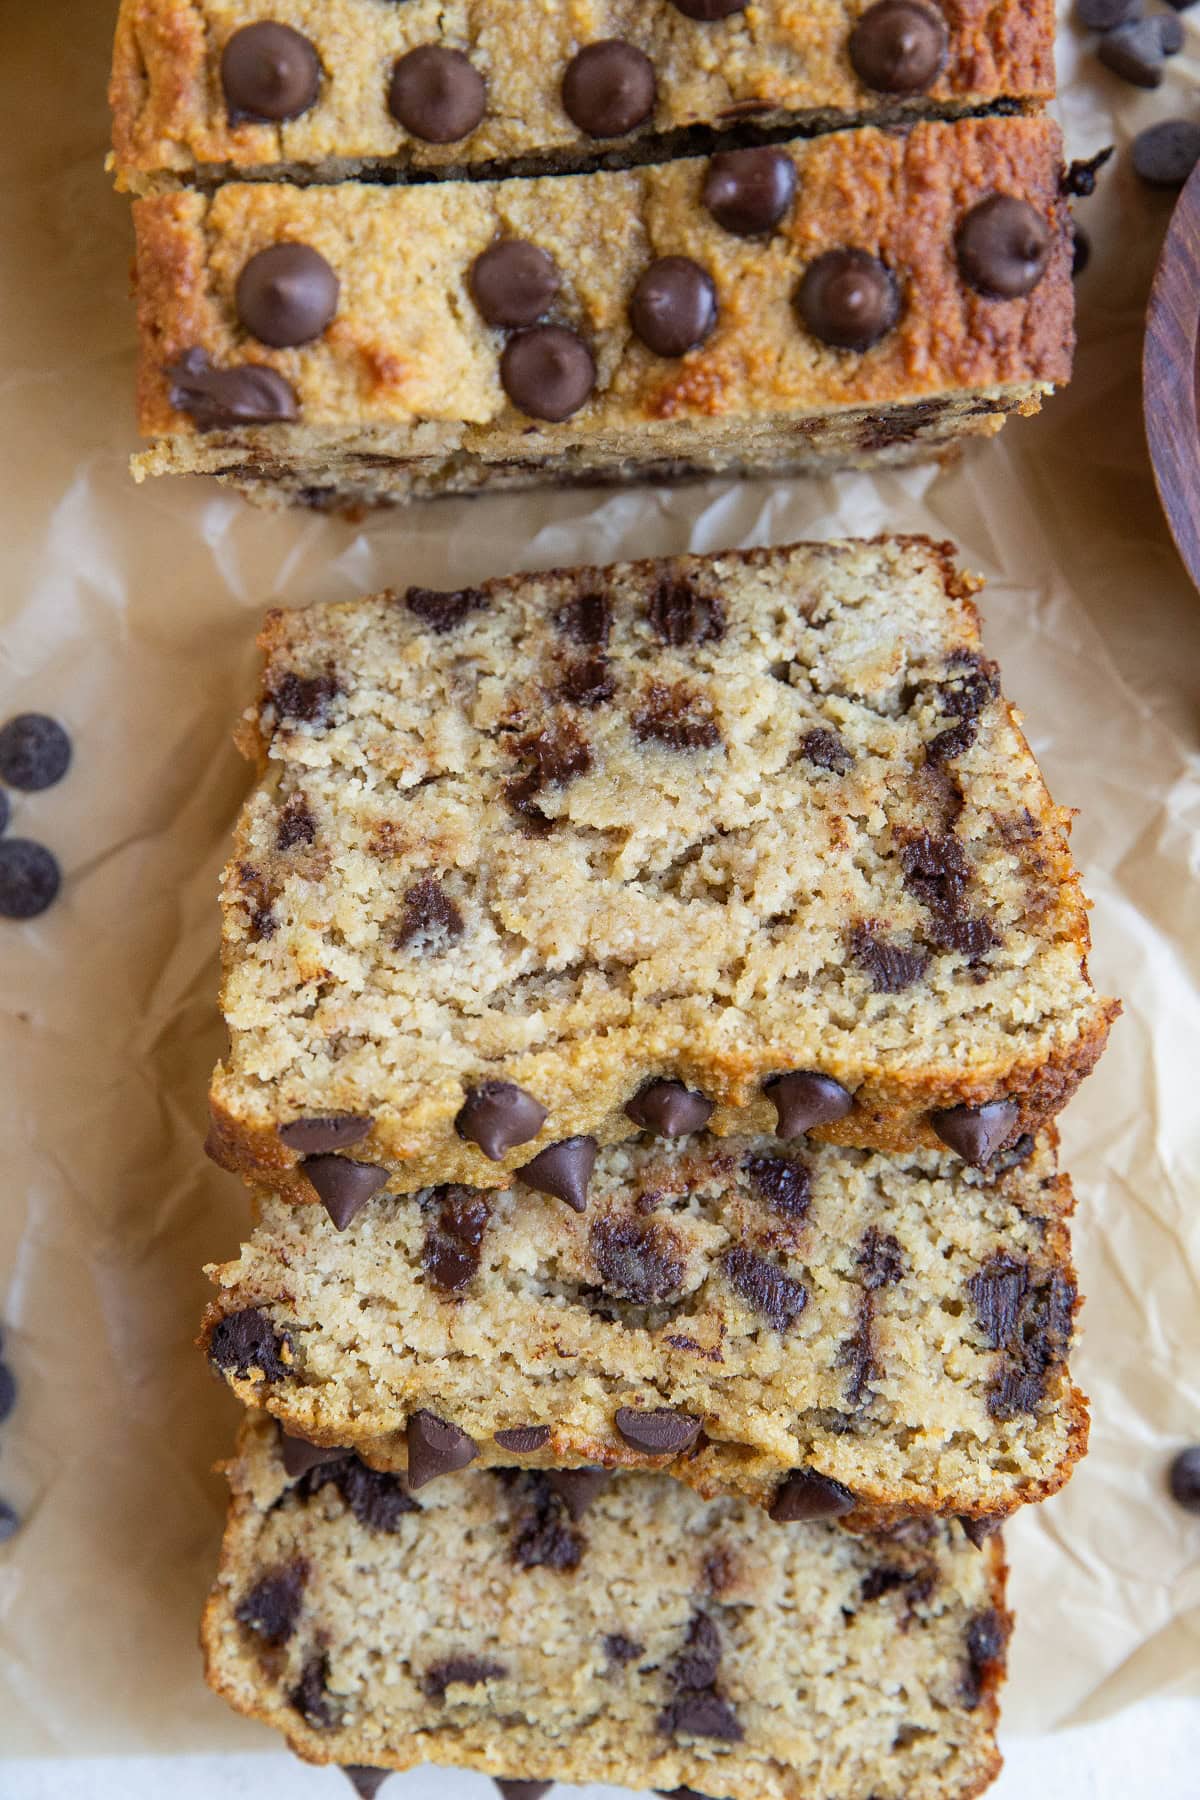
[[562, 40, 656, 138], [859, 1227, 904, 1289], [702, 147, 796, 236], [614, 1405, 701, 1455], [0, 841, 60, 920], [303, 1154, 389, 1229], [547, 1468, 610, 1518], [165, 349, 299, 430], [647, 579, 725, 647], [630, 258, 718, 358], [558, 656, 615, 707], [925, 714, 980, 763], [405, 584, 487, 633], [624, 1078, 714, 1136], [505, 719, 592, 829], [221, 22, 321, 123], [669, 0, 747, 13], [511, 1476, 585, 1571], [209, 1308, 292, 1382], [235, 1561, 307, 1645], [276, 793, 316, 850], [800, 727, 851, 772], [501, 326, 595, 421], [669, 1612, 722, 1690], [744, 1153, 811, 1220], [850, 921, 930, 993], [291, 1653, 340, 1729], [422, 1186, 491, 1292], [931, 1100, 1019, 1165], [281, 1431, 350, 1479], [769, 1468, 856, 1522], [559, 589, 612, 646], [268, 670, 340, 725], [470, 241, 561, 328], [591, 1214, 686, 1303], [280, 1114, 372, 1154], [1168, 1447, 1200, 1514], [389, 46, 486, 142], [456, 1081, 548, 1160], [423, 1656, 507, 1700], [605, 1632, 645, 1663], [969, 1254, 1030, 1350], [518, 1136, 598, 1213], [797, 249, 899, 351], [236, 243, 339, 348], [342, 1771, 392, 1800], [957, 196, 1053, 299], [657, 1691, 743, 1741], [723, 1247, 807, 1332], [0, 715, 71, 791], [406, 1410, 478, 1488], [962, 1608, 1009, 1708], [849, 1, 948, 94], [298, 1455, 419, 1531], [764, 1071, 853, 1138], [396, 876, 464, 952], [495, 1425, 552, 1453], [632, 681, 720, 750]]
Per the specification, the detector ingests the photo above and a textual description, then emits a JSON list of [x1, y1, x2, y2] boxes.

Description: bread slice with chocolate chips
[[110, 0, 1055, 193], [203, 1410, 1011, 1799], [202, 1130, 1087, 1527], [129, 114, 1075, 504], [206, 538, 1115, 1201]]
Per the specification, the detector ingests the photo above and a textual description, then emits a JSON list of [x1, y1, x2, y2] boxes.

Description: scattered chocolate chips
[[744, 1153, 811, 1220], [930, 1099, 1019, 1165], [236, 243, 339, 349], [456, 1081, 548, 1160], [962, 1608, 1009, 1708], [280, 1430, 349, 1479], [669, 0, 747, 14], [764, 1070, 853, 1138], [0, 841, 61, 920], [849, 921, 930, 993], [956, 196, 1053, 299], [235, 1561, 307, 1645], [630, 257, 718, 358], [511, 1474, 585, 1571], [276, 793, 316, 850], [518, 1136, 598, 1213], [614, 1405, 701, 1455], [389, 46, 486, 142], [165, 349, 299, 429], [702, 147, 797, 236], [849, 1, 948, 94], [501, 325, 596, 421], [396, 875, 464, 952], [604, 1632, 645, 1663], [797, 247, 899, 351], [591, 1214, 686, 1304], [298, 1454, 419, 1532], [209, 1308, 293, 1383], [406, 1409, 479, 1488], [632, 680, 720, 750], [561, 40, 657, 138], [470, 241, 561, 328], [546, 1468, 610, 1518], [0, 715, 71, 791], [423, 1656, 508, 1700], [800, 726, 852, 772], [495, 1425, 552, 1454], [303, 1154, 389, 1229], [647, 578, 725, 646], [421, 1186, 491, 1292], [1168, 1447, 1200, 1513], [269, 670, 340, 725], [291, 1652, 341, 1729], [405, 584, 487, 633], [1132, 119, 1200, 188], [769, 1467, 856, 1522], [280, 1114, 372, 1154], [221, 22, 321, 123], [494, 1784, 552, 1800], [625, 1078, 714, 1136], [1098, 16, 1183, 86], [342, 1772, 393, 1800], [969, 1254, 1029, 1349], [723, 1246, 807, 1332]]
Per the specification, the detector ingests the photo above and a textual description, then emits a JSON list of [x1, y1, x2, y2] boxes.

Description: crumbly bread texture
[[208, 538, 1115, 1199], [130, 116, 1073, 504], [203, 1132, 1086, 1524], [110, 0, 1055, 193], [203, 1411, 1010, 1799]]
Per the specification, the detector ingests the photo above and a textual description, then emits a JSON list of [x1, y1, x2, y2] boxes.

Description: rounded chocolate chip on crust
[[470, 241, 561, 328], [165, 350, 299, 429], [702, 146, 796, 236], [562, 41, 657, 138], [388, 46, 486, 142], [456, 1081, 548, 1160], [764, 1071, 853, 1138], [614, 1405, 701, 1455], [280, 1114, 373, 1153], [797, 248, 899, 351], [500, 325, 595, 422], [956, 196, 1053, 299], [303, 1154, 389, 1229], [630, 257, 718, 358], [930, 1099, 1019, 1165], [494, 1425, 553, 1454], [849, 1, 948, 95], [769, 1468, 857, 1521], [1132, 119, 1200, 189], [1168, 1446, 1200, 1514], [624, 1078, 714, 1137], [517, 1136, 598, 1212], [0, 715, 71, 791], [280, 1430, 351, 1479], [406, 1410, 479, 1488], [236, 243, 339, 348], [221, 22, 321, 123], [0, 840, 60, 920]]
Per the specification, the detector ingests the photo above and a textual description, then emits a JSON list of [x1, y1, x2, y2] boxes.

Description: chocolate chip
[[850, 921, 930, 993], [957, 196, 1053, 299], [800, 727, 851, 772], [517, 1136, 598, 1213], [632, 681, 720, 750], [669, 1612, 722, 1689], [669, 0, 747, 13], [236, 243, 339, 349], [280, 1114, 372, 1154], [925, 714, 980, 763], [165, 349, 299, 429], [562, 41, 656, 138], [291, 1652, 340, 1729], [281, 1430, 350, 1479], [630, 258, 718, 358], [303, 1154, 389, 1229], [396, 876, 464, 952], [723, 1246, 807, 1332], [657, 1691, 743, 1741], [1168, 1447, 1200, 1513], [501, 326, 595, 421], [764, 1071, 853, 1138], [269, 670, 340, 725], [558, 657, 615, 707], [405, 584, 487, 632], [0, 715, 71, 791], [859, 1227, 904, 1289], [422, 1186, 491, 1291], [470, 241, 561, 328], [0, 1500, 18, 1543], [1098, 16, 1182, 86], [931, 1100, 1019, 1165], [559, 590, 612, 646], [494, 1784, 552, 1800], [960, 1514, 1004, 1549], [1061, 147, 1114, 199], [547, 1468, 610, 1518], [209, 1308, 292, 1382], [604, 1633, 644, 1663], [769, 1468, 856, 1521], [0, 1363, 14, 1426], [0, 841, 60, 920], [969, 1254, 1029, 1349], [797, 249, 899, 350], [505, 719, 592, 830], [235, 1562, 307, 1645], [406, 1409, 478, 1488], [647, 578, 725, 646], [389, 46, 486, 142], [744, 1153, 811, 1220], [614, 1406, 700, 1455], [591, 1214, 685, 1303], [342, 1773, 392, 1800], [300, 1455, 420, 1532], [276, 794, 316, 850], [624, 1078, 714, 1136], [423, 1656, 507, 1700], [702, 146, 796, 236], [962, 1608, 1009, 1708], [495, 1425, 552, 1453], [512, 1476, 584, 1570], [849, 1, 948, 93], [221, 22, 320, 123], [1132, 119, 1200, 188], [456, 1081, 547, 1160], [1075, 0, 1139, 24]]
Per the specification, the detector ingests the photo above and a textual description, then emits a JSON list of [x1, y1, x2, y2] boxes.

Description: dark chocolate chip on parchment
[[0, 715, 71, 791], [1168, 1447, 1200, 1514], [1132, 120, 1200, 189], [1098, 16, 1183, 87], [0, 840, 60, 920]]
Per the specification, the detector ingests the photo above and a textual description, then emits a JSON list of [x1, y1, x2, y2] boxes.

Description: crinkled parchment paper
[[0, 0, 1196, 1762]]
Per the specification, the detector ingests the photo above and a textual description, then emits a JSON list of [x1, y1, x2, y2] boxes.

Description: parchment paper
[[0, 0, 1197, 1761]]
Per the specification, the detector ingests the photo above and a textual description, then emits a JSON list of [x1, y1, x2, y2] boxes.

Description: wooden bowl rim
[[1144, 160, 1200, 594]]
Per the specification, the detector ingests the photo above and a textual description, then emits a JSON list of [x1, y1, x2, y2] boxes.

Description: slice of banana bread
[[129, 115, 1074, 504], [203, 1411, 1010, 1800], [110, 0, 1055, 193], [208, 538, 1115, 1200], [202, 1131, 1086, 1527]]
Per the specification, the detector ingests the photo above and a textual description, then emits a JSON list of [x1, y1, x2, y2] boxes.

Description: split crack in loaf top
[[210, 538, 1116, 1201], [110, 0, 1057, 191]]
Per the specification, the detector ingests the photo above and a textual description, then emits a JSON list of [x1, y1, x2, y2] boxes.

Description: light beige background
[[0, 0, 1197, 1760]]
